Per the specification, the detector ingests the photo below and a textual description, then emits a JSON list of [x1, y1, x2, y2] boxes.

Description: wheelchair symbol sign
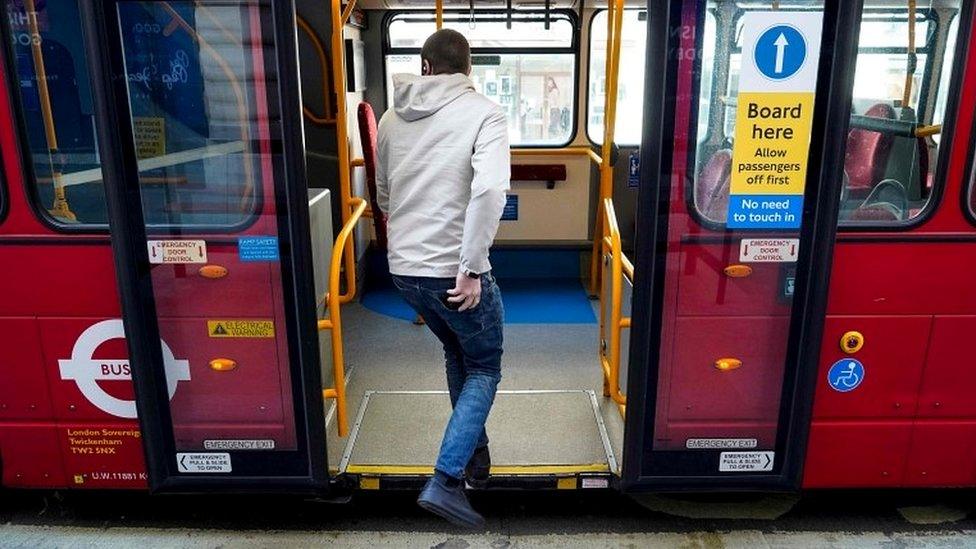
[[827, 359, 864, 393], [754, 24, 807, 80]]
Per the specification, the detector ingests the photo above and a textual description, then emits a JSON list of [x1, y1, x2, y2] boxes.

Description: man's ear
[[421, 59, 432, 76]]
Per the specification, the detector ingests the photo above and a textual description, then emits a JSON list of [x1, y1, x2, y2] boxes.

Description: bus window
[[384, 12, 577, 147], [4, 0, 260, 228], [4, 0, 106, 225], [837, 5, 960, 225], [587, 9, 651, 145]]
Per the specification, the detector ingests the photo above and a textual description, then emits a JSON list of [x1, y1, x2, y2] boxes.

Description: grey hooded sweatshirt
[[376, 73, 510, 278]]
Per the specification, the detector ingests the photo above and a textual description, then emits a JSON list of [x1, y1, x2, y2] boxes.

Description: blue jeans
[[392, 272, 504, 479]]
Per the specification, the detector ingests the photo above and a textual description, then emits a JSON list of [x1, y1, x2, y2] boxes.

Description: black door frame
[[622, 0, 863, 491], [81, 0, 329, 493]]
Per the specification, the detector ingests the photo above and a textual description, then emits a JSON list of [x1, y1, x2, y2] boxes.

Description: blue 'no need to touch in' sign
[[754, 25, 807, 80]]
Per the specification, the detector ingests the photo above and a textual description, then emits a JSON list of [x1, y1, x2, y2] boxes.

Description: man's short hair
[[421, 29, 471, 75]]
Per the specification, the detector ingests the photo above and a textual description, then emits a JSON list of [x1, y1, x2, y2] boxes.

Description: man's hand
[[447, 272, 482, 312]]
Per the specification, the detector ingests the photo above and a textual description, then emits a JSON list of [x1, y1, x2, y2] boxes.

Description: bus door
[[620, 0, 859, 491], [80, 0, 329, 493]]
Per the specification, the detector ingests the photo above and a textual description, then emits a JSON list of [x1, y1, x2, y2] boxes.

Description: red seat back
[[357, 101, 387, 248], [844, 103, 897, 191]]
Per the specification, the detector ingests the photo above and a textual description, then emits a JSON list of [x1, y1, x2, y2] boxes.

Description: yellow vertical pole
[[24, 0, 75, 221], [436, 0, 444, 29], [590, 0, 624, 295], [902, 0, 917, 107], [331, 0, 358, 303]]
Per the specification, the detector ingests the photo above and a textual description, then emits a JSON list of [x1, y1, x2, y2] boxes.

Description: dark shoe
[[465, 445, 491, 489], [417, 473, 485, 529]]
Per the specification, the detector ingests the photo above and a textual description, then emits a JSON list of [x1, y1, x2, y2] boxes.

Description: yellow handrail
[[319, 197, 368, 438], [599, 197, 630, 418], [589, 0, 625, 296], [436, 0, 444, 29], [331, 0, 359, 305], [512, 147, 603, 167], [297, 15, 336, 125]]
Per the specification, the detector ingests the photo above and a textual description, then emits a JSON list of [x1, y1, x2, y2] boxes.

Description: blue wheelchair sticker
[[827, 358, 864, 393], [754, 24, 807, 81]]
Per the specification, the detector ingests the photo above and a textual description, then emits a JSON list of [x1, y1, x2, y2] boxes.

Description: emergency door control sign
[[148, 239, 207, 264], [177, 452, 232, 473], [727, 12, 823, 230], [739, 238, 799, 263], [719, 451, 775, 472]]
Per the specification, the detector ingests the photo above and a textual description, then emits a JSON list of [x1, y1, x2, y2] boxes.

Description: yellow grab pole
[[321, 197, 367, 437], [331, 0, 358, 304], [24, 0, 75, 221], [590, 0, 624, 295], [436, 0, 444, 29], [603, 198, 627, 416], [902, 0, 917, 107]]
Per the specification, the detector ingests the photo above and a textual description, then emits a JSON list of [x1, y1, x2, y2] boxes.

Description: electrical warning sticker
[[719, 451, 775, 472], [177, 453, 231, 473], [207, 320, 275, 338], [147, 240, 207, 264]]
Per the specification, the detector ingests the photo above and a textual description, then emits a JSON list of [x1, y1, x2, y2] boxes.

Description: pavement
[[3, 488, 976, 547]]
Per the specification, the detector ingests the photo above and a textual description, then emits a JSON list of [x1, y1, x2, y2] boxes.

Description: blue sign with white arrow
[[754, 25, 807, 81]]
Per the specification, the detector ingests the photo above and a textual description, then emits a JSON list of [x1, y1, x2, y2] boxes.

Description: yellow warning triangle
[[211, 323, 229, 336]]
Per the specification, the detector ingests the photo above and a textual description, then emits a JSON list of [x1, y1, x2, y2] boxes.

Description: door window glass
[[116, 0, 298, 452], [689, 5, 964, 227], [384, 12, 577, 147]]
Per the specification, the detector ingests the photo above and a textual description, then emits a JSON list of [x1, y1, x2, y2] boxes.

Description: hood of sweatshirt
[[392, 73, 475, 122]]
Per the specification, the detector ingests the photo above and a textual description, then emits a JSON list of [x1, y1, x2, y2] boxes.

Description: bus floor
[[324, 301, 624, 488]]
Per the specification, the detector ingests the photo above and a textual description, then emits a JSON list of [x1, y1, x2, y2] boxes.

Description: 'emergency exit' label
[[719, 451, 775, 472], [176, 452, 231, 473]]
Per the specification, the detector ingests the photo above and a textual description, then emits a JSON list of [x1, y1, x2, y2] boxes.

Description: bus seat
[[849, 178, 907, 222], [844, 103, 897, 194], [696, 149, 732, 222], [357, 101, 388, 249], [882, 106, 929, 201]]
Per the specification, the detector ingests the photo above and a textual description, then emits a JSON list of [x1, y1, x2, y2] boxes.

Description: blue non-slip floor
[[361, 248, 597, 324], [361, 277, 597, 324]]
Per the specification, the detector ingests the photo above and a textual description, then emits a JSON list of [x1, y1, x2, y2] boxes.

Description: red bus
[[0, 0, 973, 496]]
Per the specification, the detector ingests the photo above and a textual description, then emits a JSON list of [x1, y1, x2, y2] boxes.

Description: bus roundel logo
[[754, 24, 807, 81], [59, 319, 191, 418], [827, 358, 865, 393]]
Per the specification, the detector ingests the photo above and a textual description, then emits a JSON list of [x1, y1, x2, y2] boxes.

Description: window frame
[[682, 4, 971, 233], [381, 9, 581, 149], [0, 0, 266, 234], [963, 96, 976, 227], [584, 7, 648, 147]]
